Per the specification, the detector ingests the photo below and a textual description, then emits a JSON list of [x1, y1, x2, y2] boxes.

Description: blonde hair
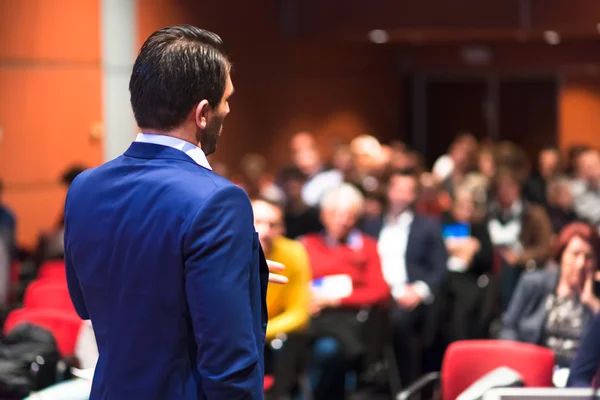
[[320, 183, 365, 212]]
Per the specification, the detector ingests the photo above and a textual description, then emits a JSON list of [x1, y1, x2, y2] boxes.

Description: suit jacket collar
[[124, 142, 211, 170]]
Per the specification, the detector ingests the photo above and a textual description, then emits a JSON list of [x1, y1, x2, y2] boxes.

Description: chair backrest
[[441, 340, 555, 400], [38, 260, 66, 281], [4, 308, 83, 357], [23, 280, 75, 312]]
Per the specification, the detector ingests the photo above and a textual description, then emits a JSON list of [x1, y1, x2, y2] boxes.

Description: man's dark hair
[[279, 166, 308, 183], [129, 25, 230, 131], [387, 168, 419, 183], [61, 165, 87, 187], [251, 196, 285, 213]]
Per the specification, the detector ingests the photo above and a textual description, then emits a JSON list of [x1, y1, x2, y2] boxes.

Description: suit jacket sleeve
[[423, 220, 448, 290], [64, 190, 89, 320], [471, 223, 494, 275], [568, 312, 600, 387], [183, 185, 263, 399], [499, 272, 534, 341]]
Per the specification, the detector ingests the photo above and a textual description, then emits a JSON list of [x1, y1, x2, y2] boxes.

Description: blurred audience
[[487, 169, 553, 310], [363, 169, 447, 387], [301, 184, 389, 400], [11, 122, 600, 397], [279, 167, 323, 239], [440, 187, 494, 341], [501, 222, 600, 368], [572, 149, 600, 231], [546, 176, 577, 234], [289, 132, 343, 207], [252, 198, 312, 399]]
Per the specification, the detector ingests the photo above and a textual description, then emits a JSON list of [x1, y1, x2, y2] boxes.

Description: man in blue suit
[[64, 25, 271, 399]]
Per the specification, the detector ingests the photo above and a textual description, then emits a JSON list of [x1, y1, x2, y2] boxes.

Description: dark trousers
[[500, 262, 523, 311], [309, 308, 385, 400], [445, 272, 485, 341], [390, 302, 427, 387], [264, 333, 309, 399]]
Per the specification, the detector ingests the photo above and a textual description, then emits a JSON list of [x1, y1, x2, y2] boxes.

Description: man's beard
[[199, 115, 224, 156]]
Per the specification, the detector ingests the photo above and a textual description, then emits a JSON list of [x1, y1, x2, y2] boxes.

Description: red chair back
[[23, 280, 75, 313], [441, 340, 555, 400], [4, 309, 83, 357], [38, 260, 66, 281]]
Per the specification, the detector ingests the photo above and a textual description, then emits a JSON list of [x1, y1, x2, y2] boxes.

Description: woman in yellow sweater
[[252, 198, 312, 398]]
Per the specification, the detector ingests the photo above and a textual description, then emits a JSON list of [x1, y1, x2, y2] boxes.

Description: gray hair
[[320, 183, 365, 212]]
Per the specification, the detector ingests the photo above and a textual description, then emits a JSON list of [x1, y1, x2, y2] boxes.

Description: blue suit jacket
[[64, 142, 269, 399]]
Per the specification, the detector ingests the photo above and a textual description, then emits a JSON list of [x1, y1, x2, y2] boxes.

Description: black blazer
[[440, 213, 494, 277], [361, 213, 448, 290]]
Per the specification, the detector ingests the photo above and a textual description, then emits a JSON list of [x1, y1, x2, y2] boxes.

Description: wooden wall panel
[[0, 0, 102, 247], [0, 0, 100, 62]]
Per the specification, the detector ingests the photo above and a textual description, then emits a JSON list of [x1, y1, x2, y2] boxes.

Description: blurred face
[[283, 178, 304, 203], [479, 151, 496, 179], [561, 235, 595, 289], [387, 175, 417, 215], [252, 200, 284, 254], [554, 182, 574, 209], [580, 151, 600, 184], [321, 204, 360, 242], [539, 149, 560, 179], [452, 192, 475, 223], [333, 147, 354, 174], [496, 178, 520, 209], [450, 143, 471, 171], [196, 73, 233, 156]]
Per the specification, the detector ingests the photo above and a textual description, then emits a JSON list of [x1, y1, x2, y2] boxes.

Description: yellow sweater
[[265, 236, 311, 341]]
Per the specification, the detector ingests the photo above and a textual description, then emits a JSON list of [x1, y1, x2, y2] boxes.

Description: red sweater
[[301, 233, 390, 308]]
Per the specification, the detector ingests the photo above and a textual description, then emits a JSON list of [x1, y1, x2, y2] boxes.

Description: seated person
[[363, 168, 448, 386], [441, 187, 494, 341], [251, 197, 311, 398], [301, 184, 389, 400], [487, 168, 553, 310], [500, 222, 600, 369]]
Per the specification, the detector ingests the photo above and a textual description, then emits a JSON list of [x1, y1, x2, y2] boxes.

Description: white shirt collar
[[135, 133, 212, 170], [385, 210, 414, 226]]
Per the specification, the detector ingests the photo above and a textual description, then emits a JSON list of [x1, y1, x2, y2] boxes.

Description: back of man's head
[[129, 25, 230, 132]]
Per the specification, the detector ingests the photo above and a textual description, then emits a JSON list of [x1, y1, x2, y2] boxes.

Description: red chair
[[4, 308, 83, 357], [38, 260, 66, 281], [398, 340, 555, 400], [23, 280, 76, 313], [264, 375, 275, 391]]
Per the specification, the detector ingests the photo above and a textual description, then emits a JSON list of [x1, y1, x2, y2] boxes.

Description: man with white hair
[[301, 183, 389, 400]]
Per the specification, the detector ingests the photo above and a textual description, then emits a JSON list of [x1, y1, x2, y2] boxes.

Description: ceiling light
[[368, 29, 389, 44], [543, 30, 560, 45]]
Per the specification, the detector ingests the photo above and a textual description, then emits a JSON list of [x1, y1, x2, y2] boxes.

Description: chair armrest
[[396, 372, 440, 400]]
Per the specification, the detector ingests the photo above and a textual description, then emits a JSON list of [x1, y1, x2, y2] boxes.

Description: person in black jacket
[[440, 187, 494, 341]]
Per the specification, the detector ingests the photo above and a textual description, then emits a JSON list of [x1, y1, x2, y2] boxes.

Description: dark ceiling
[[284, 0, 600, 44]]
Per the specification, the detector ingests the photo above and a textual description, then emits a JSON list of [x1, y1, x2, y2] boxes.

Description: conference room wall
[[0, 0, 103, 248]]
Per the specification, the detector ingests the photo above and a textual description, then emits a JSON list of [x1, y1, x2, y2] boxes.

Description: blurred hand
[[310, 294, 340, 316], [581, 271, 600, 313], [447, 237, 480, 264], [502, 250, 520, 266], [267, 260, 288, 284], [396, 286, 422, 311]]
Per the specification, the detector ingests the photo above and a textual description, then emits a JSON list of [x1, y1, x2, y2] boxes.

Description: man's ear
[[195, 100, 211, 129]]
